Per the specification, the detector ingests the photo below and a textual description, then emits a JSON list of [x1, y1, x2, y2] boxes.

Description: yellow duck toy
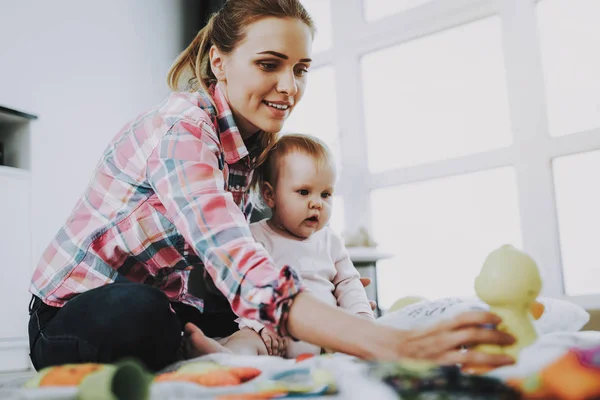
[[473, 244, 542, 361]]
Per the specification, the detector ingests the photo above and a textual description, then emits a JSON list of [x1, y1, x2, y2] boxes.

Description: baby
[[221, 133, 374, 358]]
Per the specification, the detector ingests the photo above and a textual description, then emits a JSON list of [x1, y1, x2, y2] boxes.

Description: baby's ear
[[262, 182, 276, 208]]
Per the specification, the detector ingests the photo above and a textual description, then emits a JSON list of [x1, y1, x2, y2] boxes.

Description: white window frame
[[307, 0, 600, 309]]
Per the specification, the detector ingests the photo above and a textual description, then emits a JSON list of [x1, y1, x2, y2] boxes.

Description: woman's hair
[[249, 133, 335, 209], [167, 0, 315, 180]]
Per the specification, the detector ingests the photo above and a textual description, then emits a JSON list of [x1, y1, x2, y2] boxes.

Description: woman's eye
[[259, 62, 278, 71], [294, 67, 309, 77], [298, 189, 309, 195]]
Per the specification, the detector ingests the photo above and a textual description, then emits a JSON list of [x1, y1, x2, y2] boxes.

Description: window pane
[[363, 0, 431, 22], [329, 196, 345, 236], [553, 150, 600, 296], [371, 168, 522, 309], [300, 0, 332, 53], [283, 66, 341, 169], [537, 0, 600, 136], [361, 17, 512, 172]]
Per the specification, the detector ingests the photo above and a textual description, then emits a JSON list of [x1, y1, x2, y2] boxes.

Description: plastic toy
[[473, 244, 542, 361]]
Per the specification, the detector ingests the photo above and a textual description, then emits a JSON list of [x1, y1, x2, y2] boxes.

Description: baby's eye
[[298, 189, 309, 196], [321, 192, 331, 199]]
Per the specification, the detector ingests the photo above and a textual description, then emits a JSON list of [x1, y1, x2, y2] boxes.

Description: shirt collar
[[207, 83, 254, 164]]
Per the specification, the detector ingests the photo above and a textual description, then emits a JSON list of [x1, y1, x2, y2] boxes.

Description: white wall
[[0, 1, 183, 263]]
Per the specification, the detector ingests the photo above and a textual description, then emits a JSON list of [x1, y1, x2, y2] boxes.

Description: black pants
[[28, 283, 238, 372]]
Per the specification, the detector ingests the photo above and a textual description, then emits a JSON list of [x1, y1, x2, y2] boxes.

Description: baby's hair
[[250, 133, 334, 209]]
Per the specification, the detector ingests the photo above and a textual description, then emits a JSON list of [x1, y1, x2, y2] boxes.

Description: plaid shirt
[[30, 84, 302, 335]]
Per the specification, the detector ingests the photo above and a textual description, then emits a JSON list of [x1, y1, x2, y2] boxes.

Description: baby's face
[[271, 151, 335, 239]]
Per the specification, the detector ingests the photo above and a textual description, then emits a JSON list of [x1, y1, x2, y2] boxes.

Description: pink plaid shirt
[[30, 84, 302, 335]]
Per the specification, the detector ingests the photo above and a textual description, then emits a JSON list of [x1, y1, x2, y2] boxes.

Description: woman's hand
[[387, 311, 515, 366], [287, 293, 515, 367]]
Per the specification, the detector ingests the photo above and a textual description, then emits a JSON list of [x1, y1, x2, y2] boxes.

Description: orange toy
[[228, 367, 262, 382], [39, 364, 103, 387], [156, 366, 262, 387], [507, 348, 600, 400], [540, 350, 600, 400], [156, 370, 242, 387], [295, 353, 315, 363], [506, 375, 555, 399]]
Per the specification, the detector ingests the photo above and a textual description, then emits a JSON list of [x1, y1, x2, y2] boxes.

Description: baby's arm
[[330, 232, 375, 319]]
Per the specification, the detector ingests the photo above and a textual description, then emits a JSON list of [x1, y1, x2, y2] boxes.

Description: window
[[329, 196, 345, 236], [361, 17, 512, 172], [554, 150, 600, 296], [310, 0, 600, 308], [363, 0, 432, 22], [283, 66, 341, 169], [300, 0, 333, 54], [537, 0, 600, 136], [371, 168, 522, 309]]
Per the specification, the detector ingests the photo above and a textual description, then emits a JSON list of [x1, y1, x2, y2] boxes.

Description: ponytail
[[167, 15, 217, 92]]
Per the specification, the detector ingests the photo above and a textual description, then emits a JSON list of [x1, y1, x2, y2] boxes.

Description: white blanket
[[488, 330, 600, 380], [2, 331, 599, 400], [0, 353, 396, 400]]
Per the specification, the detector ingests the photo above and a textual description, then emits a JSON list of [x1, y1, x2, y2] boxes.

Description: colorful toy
[[155, 361, 262, 387], [473, 245, 542, 361], [507, 345, 600, 400], [369, 359, 520, 399], [24, 359, 152, 400], [256, 367, 337, 397]]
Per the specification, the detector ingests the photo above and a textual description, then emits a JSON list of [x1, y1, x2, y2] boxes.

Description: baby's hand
[[259, 328, 287, 356]]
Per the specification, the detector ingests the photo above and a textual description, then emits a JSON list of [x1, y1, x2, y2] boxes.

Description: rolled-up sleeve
[[145, 117, 302, 336], [332, 233, 374, 318]]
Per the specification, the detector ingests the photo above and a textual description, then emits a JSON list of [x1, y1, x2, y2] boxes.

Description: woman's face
[[210, 17, 313, 138]]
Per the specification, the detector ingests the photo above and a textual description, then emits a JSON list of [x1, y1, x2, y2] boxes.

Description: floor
[[0, 369, 35, 390]]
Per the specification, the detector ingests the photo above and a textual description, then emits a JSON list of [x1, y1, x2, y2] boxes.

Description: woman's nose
[[277, 70, 298, 97]]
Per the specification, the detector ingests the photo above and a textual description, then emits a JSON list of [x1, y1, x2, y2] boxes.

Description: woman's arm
[[146, 118, 301, 335], [287, 292, 516, 366]]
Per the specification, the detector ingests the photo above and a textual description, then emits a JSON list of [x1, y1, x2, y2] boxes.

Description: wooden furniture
[[348, 247, 393, 317], [0, 106, 37, 372]]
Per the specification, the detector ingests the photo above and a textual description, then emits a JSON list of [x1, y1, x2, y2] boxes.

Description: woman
[[28, 0, 515, 371]]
